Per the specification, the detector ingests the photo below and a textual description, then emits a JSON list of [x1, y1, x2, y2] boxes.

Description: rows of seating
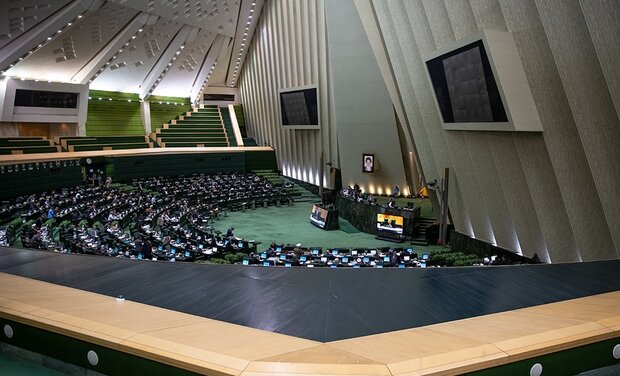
[[0, 137, 60, 154], [151, 105, 230, 147], [0, 173, 290, 262], [245, 245, 432, 268], [55, 135, 151, 152]]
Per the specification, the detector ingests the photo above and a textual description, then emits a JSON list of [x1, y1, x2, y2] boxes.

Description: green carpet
[[213, 200, 440, 253]]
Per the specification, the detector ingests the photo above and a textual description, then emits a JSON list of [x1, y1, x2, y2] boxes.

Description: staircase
[[411, 217, 435, 246], [152, 105, 229, 147]]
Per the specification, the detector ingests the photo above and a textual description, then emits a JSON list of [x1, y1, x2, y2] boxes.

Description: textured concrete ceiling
[[0, 0, 264, 99]]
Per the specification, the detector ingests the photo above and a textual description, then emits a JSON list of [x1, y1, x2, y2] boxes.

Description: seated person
[[392, 185, 400, 198]]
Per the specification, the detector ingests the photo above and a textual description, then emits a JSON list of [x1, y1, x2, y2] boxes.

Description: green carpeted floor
[[212, 199, 440, 253]]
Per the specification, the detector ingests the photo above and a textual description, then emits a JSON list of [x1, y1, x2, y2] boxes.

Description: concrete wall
[[368, 0, 620, 262], [0, 77, 88, 135], [239, 0, 408, 192]]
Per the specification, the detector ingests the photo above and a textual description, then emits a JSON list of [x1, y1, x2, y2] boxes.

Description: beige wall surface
[[368, 0, 619, 262], [239, 0, 409, 192]]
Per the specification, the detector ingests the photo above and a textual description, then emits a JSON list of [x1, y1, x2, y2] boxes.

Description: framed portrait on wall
[[362, 154, 374, 173]]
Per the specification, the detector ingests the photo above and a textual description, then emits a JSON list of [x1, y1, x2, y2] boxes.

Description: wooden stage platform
[[1, 271, 619, 375], [0, 146, 274, 165]]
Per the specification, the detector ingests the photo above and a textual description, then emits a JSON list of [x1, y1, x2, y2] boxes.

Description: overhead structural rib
[[139, 25, 196, 100], [71, 13, 158, 85], [0, 0, 104, 73]]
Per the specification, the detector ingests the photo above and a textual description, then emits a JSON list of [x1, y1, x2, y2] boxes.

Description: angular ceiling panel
[[108, 0, 241, 38], [152, 29, 216, 97], [1, 0, 264, 97], [90, 18, 183, 93], [0, 0, 73, 49], [4, 2, 139, 82]]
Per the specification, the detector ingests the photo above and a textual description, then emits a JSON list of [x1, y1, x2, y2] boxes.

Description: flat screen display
[[310, 204, 328, 228], [14, 89, 78, 108], [279, 86, 319, 129], [426, 40, 507, 123], [376, 213, 404, 235]]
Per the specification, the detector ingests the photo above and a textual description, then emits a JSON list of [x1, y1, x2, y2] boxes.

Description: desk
[[335, 195, 420, 238]]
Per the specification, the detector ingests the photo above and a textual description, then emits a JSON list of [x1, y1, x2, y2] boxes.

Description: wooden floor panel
[[0, 146, 273, 164], [0, 271, 619, 375]]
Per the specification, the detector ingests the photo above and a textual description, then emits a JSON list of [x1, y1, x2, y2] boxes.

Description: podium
[[309, 203, 339, 230]]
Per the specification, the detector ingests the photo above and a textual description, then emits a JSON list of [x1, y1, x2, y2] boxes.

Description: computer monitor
[[300, 255, 307, 262], [404, 255, 411, 261], [138, 253, 143, 260], [406, 247, 413, 254], [351, 250, 358, 256], [420, 262, 427, 268], [158, 245, 163, 251], [263, 261, 270, 267], [422, 253, 429, 260], [320, 257, 327, 263], [242, 259, 249, 266], [199, 244, 204, 249], [184, 251, 190, 257], [170, 249, 176, 254], [363, 257, 370, 263], [284, 262, 292, 268], [238, 241, 243, 248], [260, 252, 267, 259], [342, 257, 349, 263], [312, 249, 320, 255], [331, 249, 338, 255], [275, 246, 283, 252], [383, 256, 390, 262]]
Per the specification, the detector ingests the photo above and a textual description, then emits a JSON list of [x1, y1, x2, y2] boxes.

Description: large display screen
[[426, 40, 507, 123], [279, 86, 319, 129], [14, 89, 78, 109], [310, 204, 328, 228], [376, 213, 404, 235]]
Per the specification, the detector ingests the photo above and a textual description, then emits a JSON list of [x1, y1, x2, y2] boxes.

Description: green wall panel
[[0, 318, 199, 376], [466, 338, 620, 376], [149, 95, 191, 133], [86, 91, 143, 136], [0, 161, 82, 200]]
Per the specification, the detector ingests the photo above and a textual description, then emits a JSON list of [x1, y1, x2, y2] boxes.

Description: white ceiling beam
[[139, 25, 196, 100], [0, 0, 103, 73], [190, 34, 227, 102], [225, 0, 265, 87], [71, 13, 158, 84]]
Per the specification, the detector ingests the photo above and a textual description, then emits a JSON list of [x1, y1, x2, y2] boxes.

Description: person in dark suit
[[143, 239, 152, 259], [226, 227, 235, 238]]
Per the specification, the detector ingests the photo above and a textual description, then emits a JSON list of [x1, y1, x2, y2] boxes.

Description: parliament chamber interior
[[0, 0, 619, 375]]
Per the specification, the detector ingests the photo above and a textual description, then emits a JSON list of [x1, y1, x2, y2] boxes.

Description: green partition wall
[[149, 95, 191, 132], [0, 160, 82, 200], [86, 91, 144, 136]]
